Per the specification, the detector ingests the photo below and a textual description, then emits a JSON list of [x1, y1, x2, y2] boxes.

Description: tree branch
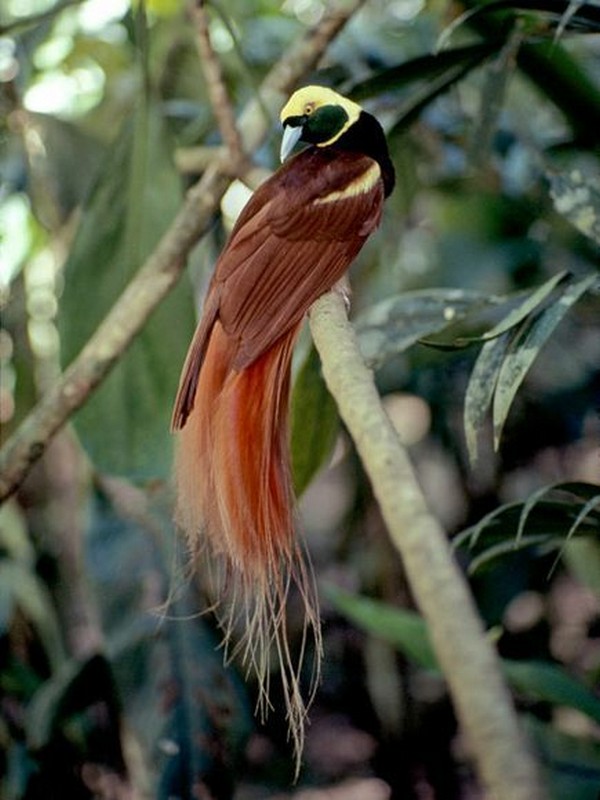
[[190, 0, 247, 173], [308, 290, 545, 800], [0, 0, 367, 501]]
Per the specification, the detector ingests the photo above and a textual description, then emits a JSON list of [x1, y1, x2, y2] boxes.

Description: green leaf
[[468, 32, 521, 169], [349, 43, 498, 102], [525, 717, 600, 800], [0, 562, 65, 671], [26, 655, 119, 750], [291, 344, 339, 496], [463, 271, 570, 347], [549, 170, 600, 246], [450, 4, 600, 141], [466, 534, 562, 574], [515, 482, 600, 544], [566, 496, 600, 539], [564, 538, 600, 600], [328, 588, 600, 724], [464, 332, 510, 466], [421, 272, 570, 356], [355, 289, 497, 367], [461, 282, 595, 466], [438, 0, 600, 51], [325, 585, 438, 670], [517, 39, 600, 143], [492, 272, 597, 449], [473, 0, 600, 32], [505, 660, 600, 725], [348, 43, 503, 137], [59, 96, 195, 479], [453, 482, 600, 573]]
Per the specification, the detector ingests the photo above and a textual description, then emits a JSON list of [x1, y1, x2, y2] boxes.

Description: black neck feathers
[[334, 111, 395, 197]]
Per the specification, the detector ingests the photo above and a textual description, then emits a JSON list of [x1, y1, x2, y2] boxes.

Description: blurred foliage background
[[0, 0, 599, 798]]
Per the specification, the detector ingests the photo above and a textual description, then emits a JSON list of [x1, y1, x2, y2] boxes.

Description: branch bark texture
[[190, 1, 247, 171], [309, 291, 545, 800], [0, 0, 367, 500]]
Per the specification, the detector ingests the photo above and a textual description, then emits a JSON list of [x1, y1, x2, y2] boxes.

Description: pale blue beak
[[280, 124, 303, 163]]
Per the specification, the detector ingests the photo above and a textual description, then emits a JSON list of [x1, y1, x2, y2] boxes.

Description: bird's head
[[279, 85, 363, 162]]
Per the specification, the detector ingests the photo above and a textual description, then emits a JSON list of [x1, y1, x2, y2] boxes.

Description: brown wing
[[172, 148, 384, 428], [215, 148, 384, 368]]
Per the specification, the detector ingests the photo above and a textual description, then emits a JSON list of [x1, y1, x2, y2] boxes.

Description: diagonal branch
[[308, 290, 545, 800], [0, 0, 367, 501], [190, 0, 247, 172]]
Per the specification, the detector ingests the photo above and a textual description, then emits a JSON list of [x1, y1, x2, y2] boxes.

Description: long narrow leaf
[[390, 63, 487, 136], [325, 586, 438, 670], [348, 43, 504, 136], [517, 40, 600, 143], [0, 563, 65, 672], [349, 43, 499, 101], [467, 271, 569, 345], [516, 482, 600, 543], [355, 288, 498, 367], [453, 484, 600, 572], [525, 717, 600, 800], [59, 97, 195, 478], [503, 660, 600, 725], [453, 486, 600, 549], [460, 269, 571, 463], [466, 535, 561, 573], [439, 0, 600, 48], [328, 588, 600, 724], [422, 271, 569, 351], [548, 495, 600, 578], [449, 3, 600, 141], [291, 344, 339, 495], [564, 538, 600, 600], [464, 332, 511, 466], [469, 30, 522, 168], [492, 272, 597, 449], [566, 496, 600, 540]]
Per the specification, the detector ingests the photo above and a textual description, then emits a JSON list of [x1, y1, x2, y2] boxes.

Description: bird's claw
[[333, 276, 352, 314]]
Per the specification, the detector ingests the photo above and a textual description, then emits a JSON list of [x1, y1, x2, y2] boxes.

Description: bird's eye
[[304, 103, 315, 115]]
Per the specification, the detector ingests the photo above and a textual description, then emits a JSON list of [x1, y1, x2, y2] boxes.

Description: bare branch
[[0, 0, 367, 501], [309, 290, 545, 800], [174, 144, 227, 174], [190, 0, 247, 172]]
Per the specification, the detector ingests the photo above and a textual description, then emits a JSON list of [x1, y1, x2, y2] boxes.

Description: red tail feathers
[[173, 319, 321, 765]]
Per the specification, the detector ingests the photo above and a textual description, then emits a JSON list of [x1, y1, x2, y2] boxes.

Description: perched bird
[[172, 85, 394, 765]]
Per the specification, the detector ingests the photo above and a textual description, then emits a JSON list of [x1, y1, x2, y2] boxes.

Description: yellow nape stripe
[[314, 162, 381, 205]]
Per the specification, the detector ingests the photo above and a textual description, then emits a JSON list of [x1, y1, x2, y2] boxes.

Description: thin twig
[[190, 0, 247, 172], [309, 290, 545, 800], [0, 0, 367, 502]]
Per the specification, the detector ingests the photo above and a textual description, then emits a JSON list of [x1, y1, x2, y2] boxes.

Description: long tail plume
[[174, 320, 322, 769]]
